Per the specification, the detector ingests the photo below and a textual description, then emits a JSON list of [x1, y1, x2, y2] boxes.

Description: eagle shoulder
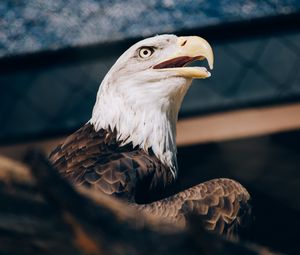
[[49, 123, 173, 203]]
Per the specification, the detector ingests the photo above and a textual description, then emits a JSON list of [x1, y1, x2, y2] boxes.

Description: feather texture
[[49, 124, 251, 238], [49, 123, 174, 203], [137, 178, 251, 239]]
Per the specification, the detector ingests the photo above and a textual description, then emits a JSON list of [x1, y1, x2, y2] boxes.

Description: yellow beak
[[154, 36, 214, 79]]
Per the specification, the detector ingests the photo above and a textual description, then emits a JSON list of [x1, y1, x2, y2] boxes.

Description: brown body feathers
[[50, 123, 251, 238]]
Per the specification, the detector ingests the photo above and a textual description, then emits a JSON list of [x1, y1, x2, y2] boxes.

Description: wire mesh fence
[[0, 31, 300, 144]]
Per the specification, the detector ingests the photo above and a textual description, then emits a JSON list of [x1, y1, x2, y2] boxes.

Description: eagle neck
[[90, 95, 182, 179], [90, 100, 177, 178], [90, 74, 191, 179]]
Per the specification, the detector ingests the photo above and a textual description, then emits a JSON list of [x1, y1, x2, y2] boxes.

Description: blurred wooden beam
[[1, 103, 300, 160], [177, 102, 300, 146], [0, 137, 64, 160]]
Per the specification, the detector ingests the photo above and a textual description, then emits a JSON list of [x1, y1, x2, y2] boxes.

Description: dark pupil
[[143, 50, 148, 55]]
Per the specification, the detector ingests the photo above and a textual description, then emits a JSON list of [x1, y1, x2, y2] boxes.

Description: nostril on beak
[[181, 40, 187, 46]]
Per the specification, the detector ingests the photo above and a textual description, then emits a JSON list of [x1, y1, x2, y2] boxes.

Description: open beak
[[153, 36, 214, 79]]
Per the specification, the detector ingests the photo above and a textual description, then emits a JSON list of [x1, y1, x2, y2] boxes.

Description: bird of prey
[[50, 34, 251, 238]]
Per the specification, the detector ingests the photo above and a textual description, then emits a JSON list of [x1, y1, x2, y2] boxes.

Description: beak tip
[[208, 54, 214, 70]]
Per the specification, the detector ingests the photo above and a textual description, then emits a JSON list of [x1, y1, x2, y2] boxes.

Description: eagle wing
[[49, 123, 172, 202], [137, 178, 251, 239], [50, 125, 251, 237]]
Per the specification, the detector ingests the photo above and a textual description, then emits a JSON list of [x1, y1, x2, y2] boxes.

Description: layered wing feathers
[[137, 178, 251, 238]]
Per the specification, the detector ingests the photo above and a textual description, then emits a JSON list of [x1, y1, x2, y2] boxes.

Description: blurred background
[[1, 1, 300, 254]]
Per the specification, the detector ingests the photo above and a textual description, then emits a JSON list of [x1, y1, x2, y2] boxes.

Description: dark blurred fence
[[1, 29, 300, 144], [1, 1, 300, 144]]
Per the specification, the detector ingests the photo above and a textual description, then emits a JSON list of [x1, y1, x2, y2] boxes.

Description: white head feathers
[[90, 34, 213, 178]]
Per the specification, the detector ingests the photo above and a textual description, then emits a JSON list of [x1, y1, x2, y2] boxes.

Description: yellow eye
[[138, 47, 154, 58]]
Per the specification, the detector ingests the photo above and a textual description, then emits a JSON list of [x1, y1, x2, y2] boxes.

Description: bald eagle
[[50, 34, 251, 238]]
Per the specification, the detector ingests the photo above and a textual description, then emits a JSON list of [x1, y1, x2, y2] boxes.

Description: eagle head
[[90, 34, 214, 177]]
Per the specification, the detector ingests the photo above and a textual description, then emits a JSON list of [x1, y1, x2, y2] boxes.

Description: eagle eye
[[138, 47, 154, 59]]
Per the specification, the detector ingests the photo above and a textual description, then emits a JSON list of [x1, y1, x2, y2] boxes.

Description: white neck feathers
[[90, 74, 191, 178]]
